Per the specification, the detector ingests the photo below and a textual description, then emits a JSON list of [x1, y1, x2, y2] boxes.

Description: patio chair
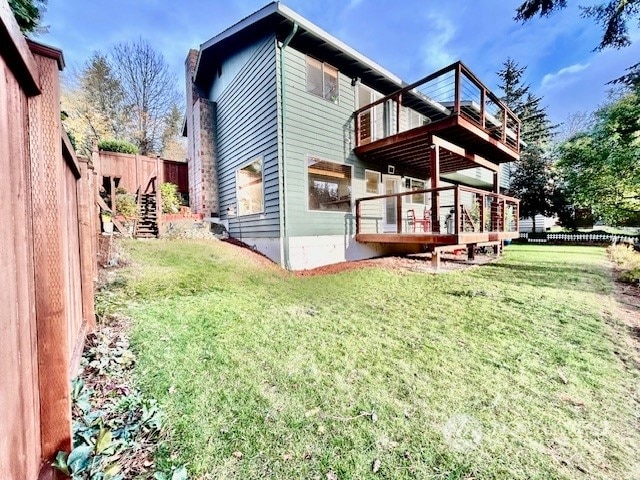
[[408, 209, 431, 232]]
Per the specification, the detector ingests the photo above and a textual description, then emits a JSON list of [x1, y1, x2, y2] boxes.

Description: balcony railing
[[355, 185, 519, 238], [354, 61, 521, 153]]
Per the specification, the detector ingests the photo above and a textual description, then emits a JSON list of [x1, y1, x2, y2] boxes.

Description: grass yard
[[99, 241, 640, 479]]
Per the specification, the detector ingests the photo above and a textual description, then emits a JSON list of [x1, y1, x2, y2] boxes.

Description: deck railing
[[355, 185, 519, 236], [354, 61, 520, 152]]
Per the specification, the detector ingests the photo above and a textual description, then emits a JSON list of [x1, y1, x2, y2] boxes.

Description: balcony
[[354, 62, 520, 170], [355, 185, 520, 246]]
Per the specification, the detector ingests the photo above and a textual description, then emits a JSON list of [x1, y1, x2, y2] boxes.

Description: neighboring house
[[520, 215, 558, 233], [184, 2, 521, 270]]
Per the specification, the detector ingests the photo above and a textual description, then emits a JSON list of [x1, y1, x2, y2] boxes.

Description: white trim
[[235, 155, 265, 217], [306, 155, 353, 214]]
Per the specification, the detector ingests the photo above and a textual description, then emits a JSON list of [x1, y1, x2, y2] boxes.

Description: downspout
[[278, 21, 298, 270]]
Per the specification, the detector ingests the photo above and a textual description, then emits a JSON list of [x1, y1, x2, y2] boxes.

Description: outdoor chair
[[408, 209, 431, 232]]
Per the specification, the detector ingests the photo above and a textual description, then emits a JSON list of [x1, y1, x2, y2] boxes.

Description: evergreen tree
[[8, 0, 47, 34], [496, 59, 557, 231]]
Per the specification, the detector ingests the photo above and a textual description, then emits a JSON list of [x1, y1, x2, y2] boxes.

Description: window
[[306, 57, 339, 103], [406, 177, 426, 204], [236, 157, 263, 216], [307, 156, 352, 212], [365, 170, 381, 194]]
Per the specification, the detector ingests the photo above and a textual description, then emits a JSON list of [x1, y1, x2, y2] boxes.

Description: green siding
[[281, 46, 367, 237], [214, 35, 280, 238]]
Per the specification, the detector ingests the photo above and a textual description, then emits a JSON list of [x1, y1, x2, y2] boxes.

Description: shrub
[[607, 244, 640, 285], [160, 182, 181, 214], [98, 139, 139, 155], [115, 193, 138, 219]]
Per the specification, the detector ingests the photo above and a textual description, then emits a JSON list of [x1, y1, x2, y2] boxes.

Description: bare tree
[[555, 111, 595, 143], [111, 39, 181, 155]]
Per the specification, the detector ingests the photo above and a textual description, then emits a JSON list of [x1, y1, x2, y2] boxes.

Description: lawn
[[100, 241, 640, 479]]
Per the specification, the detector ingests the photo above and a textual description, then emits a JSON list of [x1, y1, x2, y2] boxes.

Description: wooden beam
[[431, 135, 499, 172], [430, 146, 440, 232]]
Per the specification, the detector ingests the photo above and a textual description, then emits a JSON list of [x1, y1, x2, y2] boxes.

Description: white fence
[[519, 232, 639, 244]]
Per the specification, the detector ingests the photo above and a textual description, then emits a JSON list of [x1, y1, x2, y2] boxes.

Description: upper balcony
[[353, 62, 520, 168]]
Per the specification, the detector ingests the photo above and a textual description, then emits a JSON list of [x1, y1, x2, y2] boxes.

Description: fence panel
[[1, 4, 96, 478]]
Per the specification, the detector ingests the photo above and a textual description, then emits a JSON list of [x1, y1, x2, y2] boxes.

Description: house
[[184, 2, 520, 270]]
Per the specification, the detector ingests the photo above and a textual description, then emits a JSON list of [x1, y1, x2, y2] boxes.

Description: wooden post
[[480, 88, 486, 129], [76, 157, 96, 332], [354, 112, 360, 147], [396, 93, 402, 134], [468, 244, 476, 260], [396, 194, 403, 233], [454, 63, 461, 114], [454, 186, 460, 235], [431, 250, 441, 269], [478, 194, 485, 232], [493, 170, 500, 194], [430, 146, 440, 232], [29, 50, 73, 460]]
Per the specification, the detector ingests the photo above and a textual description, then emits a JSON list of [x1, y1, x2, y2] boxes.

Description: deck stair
[[135, 193, 158, 238]]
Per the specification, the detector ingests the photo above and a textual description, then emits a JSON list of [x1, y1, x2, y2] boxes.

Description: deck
[[353, 62, 520, 171], [355, 185, 520, 247]]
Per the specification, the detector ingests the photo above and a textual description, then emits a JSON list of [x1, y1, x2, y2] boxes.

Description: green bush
[[160, 182, 181, 214], [115, 193, 138, 219], [98, 139, 139, 155]]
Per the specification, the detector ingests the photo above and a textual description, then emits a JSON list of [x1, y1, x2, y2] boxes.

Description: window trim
[[305, 56, 340, 104], [235, 155, 265, 217], [364, 169, 381, 195], [306, 155, 353, 214], [405, 176, 427, 204]]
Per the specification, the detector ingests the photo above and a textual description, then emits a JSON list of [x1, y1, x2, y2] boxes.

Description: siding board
[[213, 35, 280, 238]]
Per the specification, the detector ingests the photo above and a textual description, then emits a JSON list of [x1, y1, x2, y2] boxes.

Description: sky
[[39, 0, 640, 126]]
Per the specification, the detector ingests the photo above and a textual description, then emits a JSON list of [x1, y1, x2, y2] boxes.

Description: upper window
[[307, 156, 352, 212], [306, 57, 339, 103], [236, 157, 264, 216], [365, 170, 381, 194]]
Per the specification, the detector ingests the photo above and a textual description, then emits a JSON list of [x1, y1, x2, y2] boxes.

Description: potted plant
[[101, 210, 114, 234]]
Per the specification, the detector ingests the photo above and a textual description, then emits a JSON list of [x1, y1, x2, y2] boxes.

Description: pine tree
[[496, 59, 556, 231]]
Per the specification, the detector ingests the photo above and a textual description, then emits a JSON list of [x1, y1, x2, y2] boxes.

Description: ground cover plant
[[98, 241, 640, 479]]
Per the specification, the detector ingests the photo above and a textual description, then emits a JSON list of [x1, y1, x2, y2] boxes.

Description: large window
[[236, 157, 263, 216], [307, 156, 352, 212], [306, 57, 339, 103]]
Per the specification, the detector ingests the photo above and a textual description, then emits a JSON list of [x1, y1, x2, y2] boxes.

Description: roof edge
[[195, 2, 403, 87]]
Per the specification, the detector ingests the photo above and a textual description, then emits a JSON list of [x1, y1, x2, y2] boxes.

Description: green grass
[[101, 241, 640, 479]]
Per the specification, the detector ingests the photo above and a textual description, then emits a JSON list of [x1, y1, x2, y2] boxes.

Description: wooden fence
[[1, 3, 97, 479]]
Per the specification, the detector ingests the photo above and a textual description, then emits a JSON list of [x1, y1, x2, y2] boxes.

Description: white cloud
[[541, 63, 591, 88], [420, 13, 456, 72], [345, 0, 364, 11]]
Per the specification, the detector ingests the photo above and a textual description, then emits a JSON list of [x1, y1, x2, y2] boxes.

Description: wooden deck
[[353, 61, 520, 172], [356, 231, 520, 245]]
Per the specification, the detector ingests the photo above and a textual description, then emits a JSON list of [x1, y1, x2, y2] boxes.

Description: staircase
[[136, 193, 158, 238]]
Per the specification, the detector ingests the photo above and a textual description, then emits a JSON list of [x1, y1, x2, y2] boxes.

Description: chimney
[[185, 49, 219, 217]]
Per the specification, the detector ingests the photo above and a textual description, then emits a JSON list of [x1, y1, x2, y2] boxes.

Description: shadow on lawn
[[476, 257, 610, 294]]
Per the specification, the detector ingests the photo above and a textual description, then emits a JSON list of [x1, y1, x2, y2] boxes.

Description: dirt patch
[[612, 279, 640, 369], [295, 251, 499, 277]]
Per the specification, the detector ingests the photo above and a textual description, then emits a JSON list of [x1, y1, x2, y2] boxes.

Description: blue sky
[[40, 0, 640, 125]]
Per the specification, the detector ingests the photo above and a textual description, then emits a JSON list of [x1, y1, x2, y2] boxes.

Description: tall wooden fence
[[0, 3, 96, 479]]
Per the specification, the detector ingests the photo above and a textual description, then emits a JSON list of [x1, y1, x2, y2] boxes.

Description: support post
[[454, 186, 460, 235], [396, 194, 403, 233], [468, 244, 476, 260], [430, 145, 440, 232], [396, 94, 402, 134], [355, 199, 361, 234], [431, 250, 441, 269]]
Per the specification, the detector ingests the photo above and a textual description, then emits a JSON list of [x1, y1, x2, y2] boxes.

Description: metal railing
[[354, 61, 520, 152], [355, 185, 519, 236]]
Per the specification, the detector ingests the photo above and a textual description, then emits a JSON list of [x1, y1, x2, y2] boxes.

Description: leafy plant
[[160, 182, 181, 214], [98, 139, 139, 155], [115, 193, 138, 219]]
